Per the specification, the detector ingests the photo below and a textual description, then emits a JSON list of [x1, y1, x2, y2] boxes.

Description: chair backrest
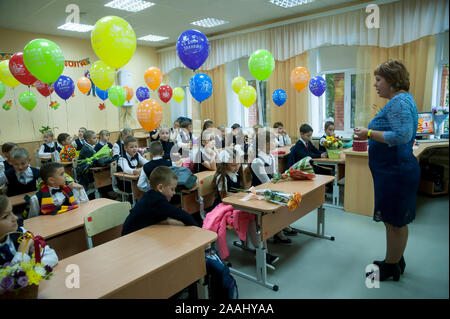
[[34, 148, 40, 168], [84, 201, 131, 238], [110, 160, 119, 188], [198, 173, 215, 197]]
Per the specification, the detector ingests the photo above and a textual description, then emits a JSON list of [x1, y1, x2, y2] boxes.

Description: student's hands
[[133, 167, 142, 176], [321, 152, 328, 158], [18, 238, 34, 255], [280, 129, 287, 136], [68, 182, 84, 190]]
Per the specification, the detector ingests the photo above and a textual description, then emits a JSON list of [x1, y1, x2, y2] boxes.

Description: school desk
[[24, 198, 118, 260], [38, 225, 217, 299], [61, 161, 73, 177], [113, 172, 143, 204], [181, 171, 216, 214], [9, 192, 36, 207], [135, 132, 150, 148], [222, 175, 335, 291], [311, 157, 346, 209], [272, 144, 293, 173], [90, 166, 112, 198], [343, 140, 449, 216]]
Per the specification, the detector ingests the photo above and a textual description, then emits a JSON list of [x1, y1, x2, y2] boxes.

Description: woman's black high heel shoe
[[373, 256, 406, 274], [366, 262, 401, 281]]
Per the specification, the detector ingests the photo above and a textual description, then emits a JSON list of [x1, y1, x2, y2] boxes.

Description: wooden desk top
[[343, 141, 449, 159], [24, 198, 117, 239], [60, 161, 72, 166], [272, 145, 293, 158], [90, 166, 109, 172], [38, 225, 217, 299], [39, 155, 51, 159], [9, 192, 35, 207], [113, 172, 139, 180], [134, 132, 149, 139], [311, 158, 346, 164], [195, 170, 216, 181], [222, 174, 334, 213]]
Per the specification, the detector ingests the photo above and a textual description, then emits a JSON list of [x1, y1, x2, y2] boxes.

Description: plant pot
[[327, 149, 341, 159], [0, 284, 39, 299]]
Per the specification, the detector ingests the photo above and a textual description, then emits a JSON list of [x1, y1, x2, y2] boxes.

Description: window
[[315, 69, 356, 136], [439, 63, 449, 108]]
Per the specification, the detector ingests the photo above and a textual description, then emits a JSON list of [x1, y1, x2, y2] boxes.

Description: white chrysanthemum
[[34, 266, 47, 276]]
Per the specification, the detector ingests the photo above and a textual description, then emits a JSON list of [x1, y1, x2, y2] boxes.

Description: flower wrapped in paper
[[237, 187, 302, 211], [76, 144, 113, 175], [272, 156, 316, 183]]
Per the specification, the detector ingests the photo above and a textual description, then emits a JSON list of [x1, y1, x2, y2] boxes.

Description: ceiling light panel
[[191, 18, 229, 28], [269, 0, 315, 9], [138, 34, 169, 42], [104, 0, 155, 12], [57, 22, 94, 32]]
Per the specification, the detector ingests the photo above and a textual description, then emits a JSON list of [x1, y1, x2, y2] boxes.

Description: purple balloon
[[309, 76, 327, 97], [136, 86, 150, 102], [54, 75, 75, 100], [176, 29, 210, 71]]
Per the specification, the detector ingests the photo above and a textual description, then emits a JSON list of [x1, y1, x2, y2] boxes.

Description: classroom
[[0, 0, 448, 302]]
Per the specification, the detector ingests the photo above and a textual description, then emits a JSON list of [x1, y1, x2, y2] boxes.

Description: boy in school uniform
[[57, 133, 77, 162], [95, 130, 113, 153], [287, 124, 328, 170], [72, 127, 87, 152], [39, 130, 62, 162], [27, 162, 88, 218], [0, 142, 17, 174], [122, 166, 198, 236], [77, 130, 98, 190], [0, 195, 58, 267], [273, 122, 292, 147], [117, 136, 148, 194], [176, 119, 194, 156], [137, 141, 171, 193]]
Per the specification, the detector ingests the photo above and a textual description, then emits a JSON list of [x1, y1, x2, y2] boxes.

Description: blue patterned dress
[[368, 93, 421, 227]]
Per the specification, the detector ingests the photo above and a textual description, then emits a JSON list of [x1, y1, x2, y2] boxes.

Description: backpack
[[170, 166, 197, 190], [205, 244, 238, 299]]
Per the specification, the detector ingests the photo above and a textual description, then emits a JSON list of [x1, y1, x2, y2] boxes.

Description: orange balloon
[[290, 67, 310, 92], [124, 86, 133, 101], [144, 67, 162, 91], [77, 77, 92, 94], [137, 98, 163, 132]]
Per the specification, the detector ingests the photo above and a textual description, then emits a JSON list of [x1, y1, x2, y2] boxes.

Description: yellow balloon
[[90, 60, 115, 91], [0, 60, 20, 88], [91, 16, 136, 69], [232, 76, 246, 94], [239, 85, 257, 108], [173, 87, 185, 103]]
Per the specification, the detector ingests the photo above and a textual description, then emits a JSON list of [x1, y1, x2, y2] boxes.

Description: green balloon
[[19, 91, 37, 111], [248, 49, 275, 81], [109, 85, 126, 107], [23, 39, 65, 84], [0, 81, 5, 99]]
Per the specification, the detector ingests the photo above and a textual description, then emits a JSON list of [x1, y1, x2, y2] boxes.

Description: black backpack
[[170, 166, 197, 190], [205, 244, 238, 299]]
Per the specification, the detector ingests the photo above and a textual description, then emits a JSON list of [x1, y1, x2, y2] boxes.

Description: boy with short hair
[[58, 133, 77, 162], [273, 122, 292, 147], [27, 162, 88, 218], [77, 130, 98, 190], [287, 124, 327, 169], [0, 142, 17, 174], [122, 166, 198, 236], [137, 141, 171, 193], [72, 127, 87, 152]]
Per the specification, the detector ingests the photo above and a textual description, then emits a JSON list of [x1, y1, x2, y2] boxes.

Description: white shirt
[[28, 187, 89, 219], [137, 156, 163, 192], [250, 151, 278, 184], [112, 141, 123, 157], [118, 152, 148, 175], [0, 227, 58, 267], [39, 142, 59, 157], [0, 155, 5, 175], [0, 166, 35, 186], [216, 171, 239, 192], [176, 130, 193, 149], [275, 134, 292, 147]]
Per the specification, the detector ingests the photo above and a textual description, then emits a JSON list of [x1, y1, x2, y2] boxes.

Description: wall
[[0, 27, 169, 145]]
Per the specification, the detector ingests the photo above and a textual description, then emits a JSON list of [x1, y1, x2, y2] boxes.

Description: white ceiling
[[0, 0, 361, 48]]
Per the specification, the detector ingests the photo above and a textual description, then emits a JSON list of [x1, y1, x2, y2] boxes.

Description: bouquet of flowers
[[431, 106, 449, 115], [272, 156, 316, 183], [321, 136, 343, 150], [60, 144, 78, 162], [0, 232, 53, 298], [234, 186, 302, 211]]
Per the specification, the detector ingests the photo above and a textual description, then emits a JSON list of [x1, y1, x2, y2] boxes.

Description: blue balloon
[[189, 73, 212, 103], [176, 29, 210, 71], [96, 87, 109, 101], [136, 86, 150, 102], [272, 89, 287, 107], [54, 75, 74, 100], [309, 76, 327, 97]]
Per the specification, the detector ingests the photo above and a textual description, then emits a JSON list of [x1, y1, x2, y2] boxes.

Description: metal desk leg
[[291, 205, 335, 241], [332, 164, 339, 207], [197, 277, 208, 299]]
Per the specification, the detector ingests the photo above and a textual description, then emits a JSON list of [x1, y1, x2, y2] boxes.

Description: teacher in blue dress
[[354, 60, 420, 282]]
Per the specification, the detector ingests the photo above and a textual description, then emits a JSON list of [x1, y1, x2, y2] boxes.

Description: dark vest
[[43, 142, 61, 153], [5, 167, 40, 196], [94, 142, 113, 153], [143, 158, 171, 178], [117, 154, 139, 173], [4, 160, 12, 171], [74, 139, 84, 152], [115, 141, 126, 157], [251, 161, 273, 187], [0, 227, 23, 265], [160, 140, 174, 161]]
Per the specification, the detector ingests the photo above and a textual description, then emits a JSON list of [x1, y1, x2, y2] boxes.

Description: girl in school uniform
[[39, 131, 62, 162], [113, 128, 133, 159], [319, 121, 335, 153], [72, 127, 87, 152], [212, 149, 279, 266], [159, 126, 179, 163], [193, 132, 219, 174], [250, 130, 295, 244], [170, 119, 181, 141]]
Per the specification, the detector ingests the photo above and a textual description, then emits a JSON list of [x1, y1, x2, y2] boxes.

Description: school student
[[58, 133, 77, 162], [72, 127, 87, 152], [77, 130, 98, 190], [113, 128, 133, 159], [95, 130, 113, 152], [319, 121, 335, 153], [150, 125, 161, 142], [170, 119, 181, 141], [137, 141, 171, 193], [0, 142, 17, 174], [203, 119, 214, 131], [215, 125, 227, 149], [287, 124, 327, 169], [193, 132, 219, 173], [121, 166, 198, 236], [27, 162, 88, 218], [273, 122, 292, 147], [158, 126, 179, 162], [0, 195, 58, 267], [38, 130, 61, 161], [250, 130, 295, 244], [117, 136, 148, 195]]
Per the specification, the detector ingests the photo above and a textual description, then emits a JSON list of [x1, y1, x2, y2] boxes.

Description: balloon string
[[13, 88, 21, 131], [47, 96, 50, 126], [65, 100, 69, 133]]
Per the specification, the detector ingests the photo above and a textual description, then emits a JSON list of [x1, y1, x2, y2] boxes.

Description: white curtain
[[159, 0, 449, 74]]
